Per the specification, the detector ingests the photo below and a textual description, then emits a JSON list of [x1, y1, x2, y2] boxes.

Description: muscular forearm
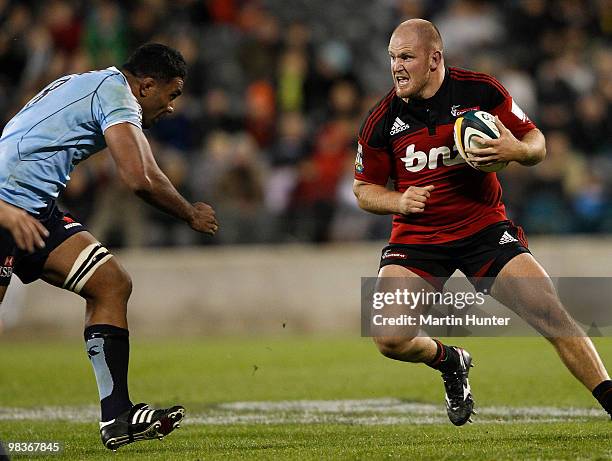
[[353, 183, 402, 215], [516, 128, 546, 166], [354, 180, 434, 216], [134, 170, 194, 223]]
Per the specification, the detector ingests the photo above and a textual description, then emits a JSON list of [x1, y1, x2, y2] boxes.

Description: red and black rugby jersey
[[355, 67, 536, 245]]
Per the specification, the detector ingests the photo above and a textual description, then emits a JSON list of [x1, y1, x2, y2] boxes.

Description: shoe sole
[[104, 407, 185, 451]]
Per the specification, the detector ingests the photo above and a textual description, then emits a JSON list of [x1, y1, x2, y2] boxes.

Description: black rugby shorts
[[0, 201, 87, 286], [379, 220, 530, 291]]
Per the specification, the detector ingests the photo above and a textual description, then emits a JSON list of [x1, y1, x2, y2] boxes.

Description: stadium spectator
[[83, 1, 126, 68]]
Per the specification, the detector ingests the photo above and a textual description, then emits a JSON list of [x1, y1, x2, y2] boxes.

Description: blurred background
[[1, 0, 610, 248], [1, 7, 612, 457], [0, 0, 610, 335]]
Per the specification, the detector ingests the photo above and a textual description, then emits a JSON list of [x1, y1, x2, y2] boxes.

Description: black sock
[[84, 324, 133, 422], [592, 380, 612, 416], [426, 339, 460, 374]]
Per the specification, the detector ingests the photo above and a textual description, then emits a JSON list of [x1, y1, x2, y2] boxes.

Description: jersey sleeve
[[92, 76, 143, 133], [355, 104, 392, 185], [484, 76, 536, 139]]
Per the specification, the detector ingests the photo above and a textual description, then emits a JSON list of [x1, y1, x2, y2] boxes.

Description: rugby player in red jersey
[[354, 19, 612, 425]]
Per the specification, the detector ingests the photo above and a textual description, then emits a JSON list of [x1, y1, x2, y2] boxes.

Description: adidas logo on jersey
[[390, 117, 409, 135], [499, 231, 518, 245]]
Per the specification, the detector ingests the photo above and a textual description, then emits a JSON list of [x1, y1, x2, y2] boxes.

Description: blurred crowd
[[0, 0, 610, 246]]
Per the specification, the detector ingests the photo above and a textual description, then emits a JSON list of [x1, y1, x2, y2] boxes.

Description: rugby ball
[[454, 110, 506, 172]]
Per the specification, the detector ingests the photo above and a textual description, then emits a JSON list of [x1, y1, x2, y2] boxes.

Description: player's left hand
[[188, 201, 219, 236], [465, 116, 528, 166]]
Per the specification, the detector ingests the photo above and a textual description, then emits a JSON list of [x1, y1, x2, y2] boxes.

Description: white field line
[[0, 399, 603, 425]]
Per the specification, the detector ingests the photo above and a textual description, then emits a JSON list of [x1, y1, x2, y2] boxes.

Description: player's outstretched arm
[[0, 199, 49, 252], [104, 123, 218, 235], [353, 180, 434, 216]]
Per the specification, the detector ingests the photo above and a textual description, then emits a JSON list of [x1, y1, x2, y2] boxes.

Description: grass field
[[1, 336, 611, 459]]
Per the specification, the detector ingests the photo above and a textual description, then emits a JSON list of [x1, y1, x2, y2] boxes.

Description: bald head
[[387, 19, 445, 100], [391, 19, 443, 53]]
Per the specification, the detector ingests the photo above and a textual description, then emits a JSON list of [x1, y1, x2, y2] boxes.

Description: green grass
[[1, 336, 612, 459], [4, 421, 612, 460]]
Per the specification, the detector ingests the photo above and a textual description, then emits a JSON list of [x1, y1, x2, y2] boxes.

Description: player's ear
[[139, 77, 157, 97], [430, 50, 442, 71]]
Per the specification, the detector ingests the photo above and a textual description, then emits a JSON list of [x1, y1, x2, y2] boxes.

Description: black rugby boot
[[100, 402, 185, 450], [441, 347, 475, 426]]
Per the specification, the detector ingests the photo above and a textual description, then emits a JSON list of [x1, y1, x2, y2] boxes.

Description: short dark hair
[[122, 43, 187, 82]]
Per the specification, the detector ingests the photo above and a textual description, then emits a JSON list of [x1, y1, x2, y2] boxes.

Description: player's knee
[[532, 291, 566, 317], [374, 336, 417, 359], [112, 264, 132, 302], [523, 290, 582, 336], [82, 258, 132, 304], [104, 262, 132, 302]]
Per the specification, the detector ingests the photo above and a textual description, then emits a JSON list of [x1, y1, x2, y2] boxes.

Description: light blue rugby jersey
[[0, 67, 142, 213]]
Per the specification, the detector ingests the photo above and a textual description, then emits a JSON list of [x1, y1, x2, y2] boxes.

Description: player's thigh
[[373, 264, 436, 343], [378, 263, 445, 289], [490, 253, 555, 308], [490, 253, 577, 335], [41, 231, 131, 301], [377, 264, 438, 300]]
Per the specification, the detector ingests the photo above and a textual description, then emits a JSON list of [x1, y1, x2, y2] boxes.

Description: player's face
[[388, 30, 433, 100], [140, 77, 184, 128]]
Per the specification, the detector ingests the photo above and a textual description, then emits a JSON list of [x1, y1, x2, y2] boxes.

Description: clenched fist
[[398, 185, 434, 215], [188, 202, 219, 235]]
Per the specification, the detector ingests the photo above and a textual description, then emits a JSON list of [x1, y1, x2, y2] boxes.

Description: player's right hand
[[398, 185, 434, 215], [0, 200, 49, 252], [188, 202, 219, 235]]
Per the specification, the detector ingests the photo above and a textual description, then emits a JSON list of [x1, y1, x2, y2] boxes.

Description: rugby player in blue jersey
[[0, 44, 218, 450]]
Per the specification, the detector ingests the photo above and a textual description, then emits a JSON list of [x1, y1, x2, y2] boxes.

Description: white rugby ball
[[453, 110, 506, 173]]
